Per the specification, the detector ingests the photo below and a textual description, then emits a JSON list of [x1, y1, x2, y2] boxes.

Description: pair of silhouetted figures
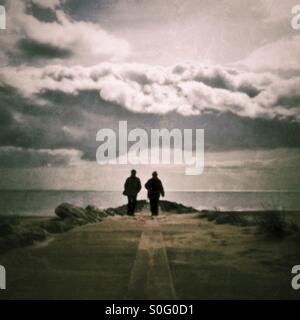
[[123, 170, 165, 216]]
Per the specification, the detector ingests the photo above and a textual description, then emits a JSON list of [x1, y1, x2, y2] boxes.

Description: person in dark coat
[[123, 169, 142, 216], [145, 171, 165, 216]]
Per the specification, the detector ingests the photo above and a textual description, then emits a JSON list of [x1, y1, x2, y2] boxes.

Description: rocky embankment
[[0, 200, 198, 253]]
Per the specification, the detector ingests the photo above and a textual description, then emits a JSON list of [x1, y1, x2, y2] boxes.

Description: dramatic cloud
[[1, 62, 299, 120], [1, 67, 300, 170], [2, 1, 130, 64], [1, 0, 300, 174]]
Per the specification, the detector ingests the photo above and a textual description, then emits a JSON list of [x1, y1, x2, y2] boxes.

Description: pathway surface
[[0, 211, 299, 299], [0, 212, 177, 299], [126, 218, 176, 299]]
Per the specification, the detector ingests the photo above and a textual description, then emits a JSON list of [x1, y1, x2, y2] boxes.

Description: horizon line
[[0, 189, 299, 193]]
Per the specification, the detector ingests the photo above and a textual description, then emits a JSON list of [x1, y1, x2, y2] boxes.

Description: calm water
[[0, 190, 299, 216]]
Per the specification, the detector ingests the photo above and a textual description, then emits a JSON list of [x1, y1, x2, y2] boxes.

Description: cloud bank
[[1, 62, 300, 121], [1, 0, 300, 172]]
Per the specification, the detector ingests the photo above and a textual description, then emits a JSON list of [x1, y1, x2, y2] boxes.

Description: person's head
[[131, 169, 136, 177], [152, 171, 158, 178]]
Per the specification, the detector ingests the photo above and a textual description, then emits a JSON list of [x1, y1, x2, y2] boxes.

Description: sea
[[0, 190, 299, 216]]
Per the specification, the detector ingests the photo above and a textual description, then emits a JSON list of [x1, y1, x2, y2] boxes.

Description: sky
[[0, 0, 300, 191]]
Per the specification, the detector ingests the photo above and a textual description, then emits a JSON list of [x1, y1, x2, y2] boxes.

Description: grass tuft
[[256, 211, 298, 239]]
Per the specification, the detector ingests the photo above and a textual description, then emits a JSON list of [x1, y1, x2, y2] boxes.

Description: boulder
[[103, 200, 147, 216], [40, 219, 75, 233], [0, 228, 48, 253], [85, 205, 106, 220], [103, 208, 116, 216], [159, 200, 198, 213], [55, 203, 87, 220], [99, 200, 197, 215]]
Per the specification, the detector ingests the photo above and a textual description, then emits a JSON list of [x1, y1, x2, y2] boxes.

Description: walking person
[[145, 171, 165, 216], [123, 169, 142, 216]]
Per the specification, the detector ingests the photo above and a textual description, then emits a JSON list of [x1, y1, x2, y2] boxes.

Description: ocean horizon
[[0, 190, 299, 216]]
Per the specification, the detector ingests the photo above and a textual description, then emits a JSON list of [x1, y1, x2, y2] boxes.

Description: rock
[[159, 200, 198, 213], [40, 219, 74, 233], [1, 200, 200, 254], [85, 205, 106, 220], [100, 200, 196, 215], [103, 208, 116, 216], [101, 200, 148, 216], [55, 203, 87, 220], [0, 228, 48, 253], [134, 200, 148, 212], [55, 203, 105, 224]]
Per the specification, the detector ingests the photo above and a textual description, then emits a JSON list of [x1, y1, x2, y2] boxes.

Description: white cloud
[[3, 61, 299, 120], [5, 1, 130, 64]]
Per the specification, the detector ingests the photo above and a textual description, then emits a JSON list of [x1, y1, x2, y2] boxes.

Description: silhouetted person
[[123, 169, 141, 216], [145, 171, 165, 216]]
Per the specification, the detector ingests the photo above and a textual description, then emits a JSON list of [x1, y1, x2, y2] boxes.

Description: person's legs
[[131, 195, 137, 215], [150, 195, 159, 216], [153, 197, 159, 216], [127, 196, 133, 215], [149, 197, 154, 215], [127, 195, 137, 216]]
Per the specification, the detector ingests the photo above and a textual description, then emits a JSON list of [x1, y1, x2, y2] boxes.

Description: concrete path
[[126, 218, 176, 299], [1, 211, 299, 299], [0, 212, 177, 299]]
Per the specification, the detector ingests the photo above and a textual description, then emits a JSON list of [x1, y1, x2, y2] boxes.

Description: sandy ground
[[0, 211, 300, 299]]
